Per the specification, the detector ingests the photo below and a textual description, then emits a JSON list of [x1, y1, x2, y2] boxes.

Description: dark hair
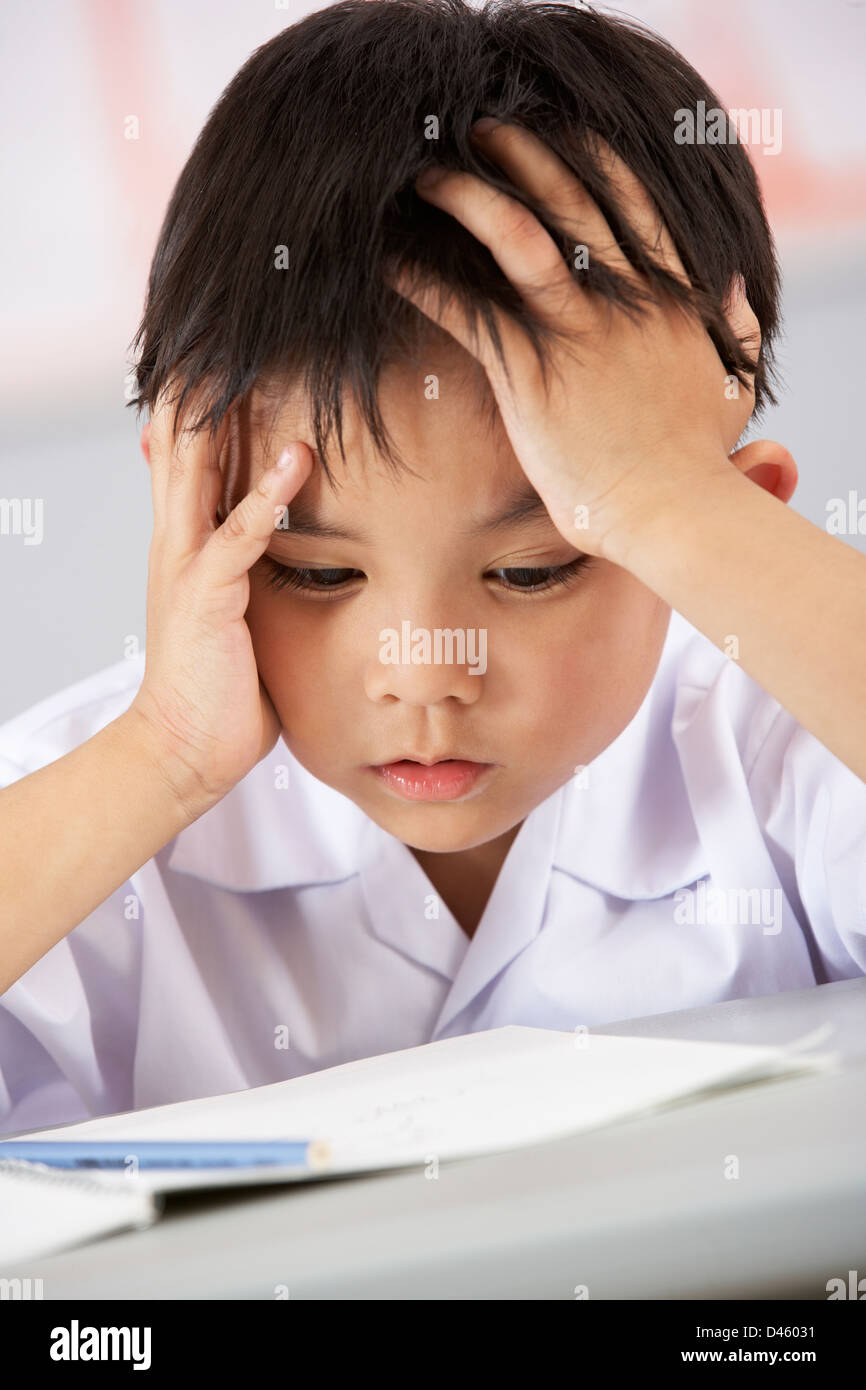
[[128, 0, 782, 478]]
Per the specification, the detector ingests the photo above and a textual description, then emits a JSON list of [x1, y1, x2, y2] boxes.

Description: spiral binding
[[0, 1156, 145, 1202]]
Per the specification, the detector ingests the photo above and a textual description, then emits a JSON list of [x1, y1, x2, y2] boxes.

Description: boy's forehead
[[254, 330, 492, 419], [247, 353, 505, 478], [248, 381, 312, 445], [245, 373, 541, 525], [247, 386, 377, 480]]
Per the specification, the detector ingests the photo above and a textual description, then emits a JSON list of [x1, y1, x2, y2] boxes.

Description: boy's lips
[[368, 757, 494, 802]]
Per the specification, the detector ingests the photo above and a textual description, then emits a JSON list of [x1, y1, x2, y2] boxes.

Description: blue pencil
[[0, 1139, 330, 1171]]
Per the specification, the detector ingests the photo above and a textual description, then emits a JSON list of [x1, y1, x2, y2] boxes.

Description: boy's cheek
[[721, 277, 761, 453], [719, 372, 757, 457]]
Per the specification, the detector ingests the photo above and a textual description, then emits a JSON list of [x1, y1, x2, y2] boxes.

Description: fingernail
[[472, 116, 501, 136], [416, 165, 447, 190], [275, 446, 295, 470]]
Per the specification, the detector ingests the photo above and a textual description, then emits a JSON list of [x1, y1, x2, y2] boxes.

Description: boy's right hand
[[126, 387, 313, 820]]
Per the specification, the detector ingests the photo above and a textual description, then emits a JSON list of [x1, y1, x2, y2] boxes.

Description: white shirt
[[1, 609, 864, 1136]]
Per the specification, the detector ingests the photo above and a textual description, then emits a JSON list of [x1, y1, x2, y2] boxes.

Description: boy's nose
[[364, 627, 485, 707]]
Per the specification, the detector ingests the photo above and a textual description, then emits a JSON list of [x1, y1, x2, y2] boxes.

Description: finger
[[198, 441, 314, 592], [146, 382, 233, 555], [167, 403, 234, 556], [580, 130, 691, 287], [385, 261, 532, 384], [140, 418, 163, 531], [144, 389, 172, 522], [470, 119, 633, 280], [415, 165, 579, 328]]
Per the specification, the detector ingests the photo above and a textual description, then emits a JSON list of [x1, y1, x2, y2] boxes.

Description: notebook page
[[7, 1025, 838, 1195]]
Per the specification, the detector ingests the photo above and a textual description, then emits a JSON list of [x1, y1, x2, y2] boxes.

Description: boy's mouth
[[368, 758, 493, 802]]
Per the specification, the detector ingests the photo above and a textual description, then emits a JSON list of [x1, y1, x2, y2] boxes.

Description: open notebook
[[0, 1022, 837, 1267]]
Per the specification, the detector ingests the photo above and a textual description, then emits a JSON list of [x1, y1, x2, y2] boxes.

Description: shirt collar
[[166, 611, 710, 901], [551, 608, 712, 899], [164, 742, 371, 891]]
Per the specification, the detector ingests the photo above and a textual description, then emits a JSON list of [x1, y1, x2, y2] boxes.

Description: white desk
[[6, 977, 865, 1299]]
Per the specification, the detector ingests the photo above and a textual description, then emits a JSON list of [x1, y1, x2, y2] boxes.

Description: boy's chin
[[359, 798, 521, 856]]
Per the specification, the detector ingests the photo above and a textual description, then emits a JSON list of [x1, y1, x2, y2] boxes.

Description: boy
[[1, 0, 864, 1135]]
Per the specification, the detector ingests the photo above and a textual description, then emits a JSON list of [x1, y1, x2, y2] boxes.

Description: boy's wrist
[[595, 451, 743, 574], [113, 704, 222, 829]]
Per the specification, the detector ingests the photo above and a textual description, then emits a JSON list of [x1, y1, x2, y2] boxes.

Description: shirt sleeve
[[748, 709, 866, 982]]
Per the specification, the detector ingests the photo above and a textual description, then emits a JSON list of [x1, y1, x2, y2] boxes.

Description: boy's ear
[[140, 420, 151, 466], [728, 439, 798, 504], [723, 275, 761, 354]]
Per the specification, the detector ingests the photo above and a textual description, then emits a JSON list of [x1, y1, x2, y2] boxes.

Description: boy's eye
[[260, 560, 363, 595], [260, 554, 594, 597], [487, 557, 594, 593]]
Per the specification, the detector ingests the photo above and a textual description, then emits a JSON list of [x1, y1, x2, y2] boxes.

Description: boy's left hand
[[386, 120, 760, 561]]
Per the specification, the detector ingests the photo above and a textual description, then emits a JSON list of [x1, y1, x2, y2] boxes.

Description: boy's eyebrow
[[267, 481, 552, 544], [467, 483, 552, 533], [269, 497, 370, 543]]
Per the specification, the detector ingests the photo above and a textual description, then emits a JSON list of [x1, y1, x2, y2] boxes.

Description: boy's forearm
[[0, 710, 207, 996], [605, 462, 866, 784]]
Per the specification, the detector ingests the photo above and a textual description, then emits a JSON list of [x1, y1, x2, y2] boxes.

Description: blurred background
[[1, 0, 865, 721]]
